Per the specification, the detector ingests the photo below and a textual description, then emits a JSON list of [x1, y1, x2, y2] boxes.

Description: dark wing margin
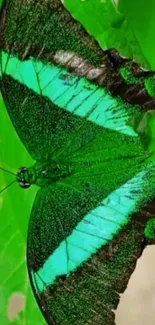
[[27, 183, 150, 325]]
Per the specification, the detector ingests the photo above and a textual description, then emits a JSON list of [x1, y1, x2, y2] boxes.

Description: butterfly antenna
[[0, 179, 16, 195], [0, 167, 17, 176]]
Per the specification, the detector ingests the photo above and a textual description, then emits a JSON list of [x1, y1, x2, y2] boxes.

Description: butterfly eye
[[17, 167, 31, 189], [18, 181, 31, 189], [17, 167, 27, 175]]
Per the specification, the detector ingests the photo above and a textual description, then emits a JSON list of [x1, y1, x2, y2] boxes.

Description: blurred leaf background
[[64, 0, 155, 70], [1, 0, 155, 324]]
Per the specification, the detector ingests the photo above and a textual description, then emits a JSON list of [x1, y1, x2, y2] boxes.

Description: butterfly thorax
[[17, 162, 71, 188]]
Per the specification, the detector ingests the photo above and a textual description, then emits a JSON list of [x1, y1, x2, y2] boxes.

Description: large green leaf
[[64, 0, 155, 70], [118, 0, 155, 70], [0, 95, 46, 325]]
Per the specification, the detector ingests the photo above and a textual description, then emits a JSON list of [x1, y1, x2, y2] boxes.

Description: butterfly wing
[[1, 0, 155, 128], [1, 0, 155, 166], [20, 81, 155, 325], [0, 71, 148, 161], [27, 163, 155, 325]]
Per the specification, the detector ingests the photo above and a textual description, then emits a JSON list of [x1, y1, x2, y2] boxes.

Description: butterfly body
[[17, 162, 72, 188]]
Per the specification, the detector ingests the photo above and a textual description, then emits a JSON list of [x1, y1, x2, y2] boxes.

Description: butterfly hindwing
[[27, 167, 155, 325]]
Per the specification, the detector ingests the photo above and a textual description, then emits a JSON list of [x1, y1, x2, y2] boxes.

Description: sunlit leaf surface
[[64, 0, 155, 70]]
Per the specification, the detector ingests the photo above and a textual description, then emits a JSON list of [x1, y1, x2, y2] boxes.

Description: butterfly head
[[17, 167, 31, 189]]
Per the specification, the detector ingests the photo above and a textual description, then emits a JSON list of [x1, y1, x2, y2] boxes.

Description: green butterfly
[[1, 1, 155, 324]]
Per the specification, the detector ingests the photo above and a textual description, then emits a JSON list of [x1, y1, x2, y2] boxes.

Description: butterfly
[[1, 0, 155, 324]]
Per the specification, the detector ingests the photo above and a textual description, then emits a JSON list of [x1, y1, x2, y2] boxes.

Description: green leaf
[[118, 0, 155, 70], [63, 0, 155, 70], [0, 95, 46, 325]]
